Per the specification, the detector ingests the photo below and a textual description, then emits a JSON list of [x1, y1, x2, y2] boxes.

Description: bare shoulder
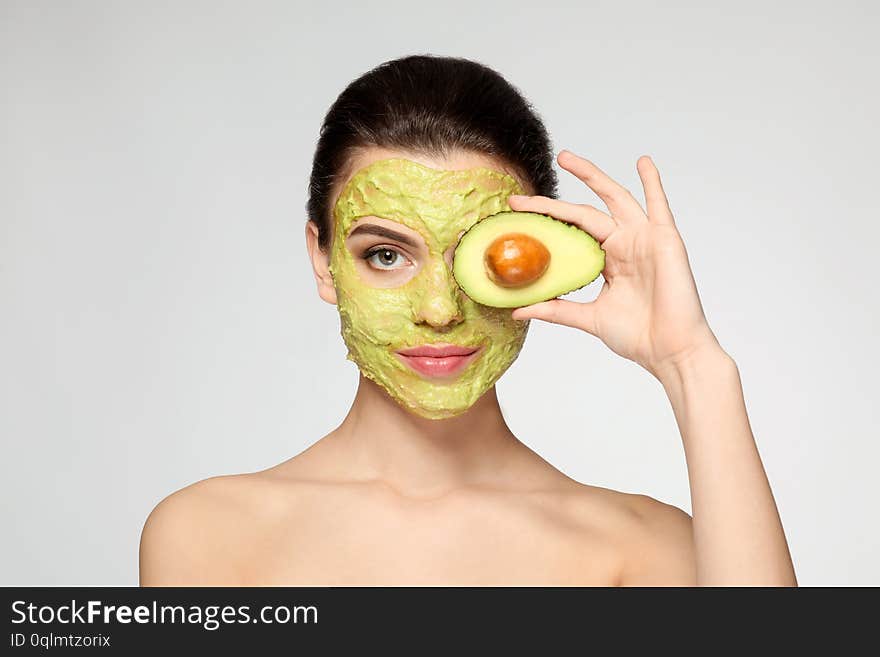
[[617, 490, 697, 585], [558, 483, 697, 586], [139, 471, 293, 586]]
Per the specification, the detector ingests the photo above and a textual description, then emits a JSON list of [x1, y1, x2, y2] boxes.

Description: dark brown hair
[[306, 54, 558, 252]]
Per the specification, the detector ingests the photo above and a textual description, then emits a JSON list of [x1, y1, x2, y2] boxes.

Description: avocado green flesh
[[453, 211, 605, 308]]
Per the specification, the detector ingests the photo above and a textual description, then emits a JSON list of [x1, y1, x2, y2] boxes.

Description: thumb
[[511, 298, 599, 337]]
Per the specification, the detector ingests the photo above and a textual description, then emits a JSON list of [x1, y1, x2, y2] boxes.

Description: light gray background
[[2, 0, 878, 585]]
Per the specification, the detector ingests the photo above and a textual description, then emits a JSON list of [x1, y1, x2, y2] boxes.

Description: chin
[[403, 403, 473, 421], [359, 366, 483, 420]]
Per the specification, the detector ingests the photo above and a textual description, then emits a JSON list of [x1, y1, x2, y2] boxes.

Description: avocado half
[[452, 211, 605, 308]]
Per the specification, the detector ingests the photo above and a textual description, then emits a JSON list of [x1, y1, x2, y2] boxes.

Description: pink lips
[[395, 343, 481, 378]]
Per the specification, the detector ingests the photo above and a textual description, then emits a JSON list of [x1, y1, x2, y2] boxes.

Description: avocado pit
[[483, 232, 551, 288]]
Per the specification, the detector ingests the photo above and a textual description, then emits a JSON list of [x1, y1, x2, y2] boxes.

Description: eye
[[361, 246, 413, 271]]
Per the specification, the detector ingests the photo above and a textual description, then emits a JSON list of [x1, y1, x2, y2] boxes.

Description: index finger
[[558, 150, 647, 224], [506, 194, 616, 243]]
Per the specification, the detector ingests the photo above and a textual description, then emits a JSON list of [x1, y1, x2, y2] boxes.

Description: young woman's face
[[327, 147, 531, 419]]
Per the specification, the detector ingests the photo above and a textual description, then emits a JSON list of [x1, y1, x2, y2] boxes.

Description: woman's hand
[[508, 150, 722, 381]]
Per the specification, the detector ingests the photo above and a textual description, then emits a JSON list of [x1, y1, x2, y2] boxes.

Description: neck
[[330, 373, 525, 498]]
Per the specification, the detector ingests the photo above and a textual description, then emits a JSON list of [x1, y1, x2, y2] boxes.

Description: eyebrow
[[346, 223, 420, 248]]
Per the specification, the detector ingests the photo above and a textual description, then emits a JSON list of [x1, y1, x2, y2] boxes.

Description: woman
[[140, 55, 797, 586]]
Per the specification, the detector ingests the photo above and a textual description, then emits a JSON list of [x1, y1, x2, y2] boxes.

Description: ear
[[305, 220, 337, 306]]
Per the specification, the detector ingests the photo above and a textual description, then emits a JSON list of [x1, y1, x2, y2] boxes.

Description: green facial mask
[[328, 158, 530, 420]]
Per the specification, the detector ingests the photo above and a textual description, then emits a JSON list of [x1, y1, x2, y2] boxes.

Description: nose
[[411, 258, 465, 329]]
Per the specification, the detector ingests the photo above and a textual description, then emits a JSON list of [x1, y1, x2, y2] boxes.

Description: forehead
[[333, 152, 524, 246]]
